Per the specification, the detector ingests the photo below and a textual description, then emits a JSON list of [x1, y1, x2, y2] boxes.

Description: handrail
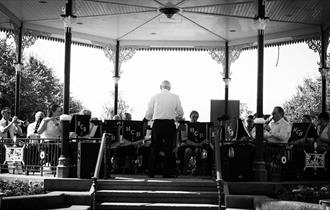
[[214, 122, 224, 210], [90, 133, 108, 210], [93, 133, 107, 179]]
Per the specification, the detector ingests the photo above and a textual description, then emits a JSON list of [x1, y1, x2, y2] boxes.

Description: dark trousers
[[149, 120, 176, 176]]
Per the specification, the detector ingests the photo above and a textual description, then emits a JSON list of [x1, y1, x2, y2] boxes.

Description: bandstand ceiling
[[0, 0, 329, 49]]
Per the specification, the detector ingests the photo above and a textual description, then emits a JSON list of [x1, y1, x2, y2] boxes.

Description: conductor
[[145, 80, 184, 178]]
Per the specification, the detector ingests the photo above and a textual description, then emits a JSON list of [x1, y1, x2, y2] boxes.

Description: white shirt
[[39, 119, 62, 139], [0, 118, 22, 138], [265, 117, 291, 143], [145, 89, 184, 120], [27, 122, 40, 138]]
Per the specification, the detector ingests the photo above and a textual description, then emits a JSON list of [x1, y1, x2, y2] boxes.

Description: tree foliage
[[0, 39, 83, 122], [240, 102, 253, 120], [283, 76, 325, 122], [102, 96, 132, 120]]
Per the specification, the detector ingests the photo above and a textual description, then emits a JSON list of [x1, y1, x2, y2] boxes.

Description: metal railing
[[1, 134, 328, 183], [264, 142, 330, 181], [90, 133, 108, 210], [0, 137, 61, 176]]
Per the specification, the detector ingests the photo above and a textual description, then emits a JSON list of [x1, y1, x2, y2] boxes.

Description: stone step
[[96, 190, 218, 204], [97, 178, 216, 192], [96, 202, 219, 210]]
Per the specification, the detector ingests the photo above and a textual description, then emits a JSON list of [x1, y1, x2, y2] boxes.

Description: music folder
[[187, 122, 212, 143], [70, 115, 90, 137], [122, 120, 145, 142]]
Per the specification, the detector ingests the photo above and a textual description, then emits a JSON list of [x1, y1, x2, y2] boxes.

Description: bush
[[276, 184, 330, 204], [0, 179, 44, 197]]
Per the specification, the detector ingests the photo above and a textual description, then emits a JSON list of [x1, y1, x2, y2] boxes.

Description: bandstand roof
[[0, 0, 329, 50]]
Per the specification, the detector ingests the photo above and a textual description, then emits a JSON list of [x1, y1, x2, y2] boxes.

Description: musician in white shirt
[[27, 111, 45, 142], [145, 80, 184, 178], [0, 107, 23, 139], [264, 106, 291, 143], [37, 104, 62, 141]]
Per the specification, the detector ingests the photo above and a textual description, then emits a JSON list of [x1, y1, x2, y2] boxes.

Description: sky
[[24, 39, 320, 122]]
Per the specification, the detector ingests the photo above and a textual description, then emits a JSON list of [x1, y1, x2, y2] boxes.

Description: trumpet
[[17, 119, 26, 124], [9, 117, 28, 126]]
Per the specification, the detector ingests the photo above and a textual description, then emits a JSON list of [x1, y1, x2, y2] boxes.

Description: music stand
[[187, 122, 212, 143], [70, 115, 90, 137], [289, 122, 318, 143], [225, 118, 250, 141], [122, 120, 145, 142], [90, 119, 102, 138], [236, 118, 251, 140], [225, 119, 237, 141], [102, 120, 122, 143]]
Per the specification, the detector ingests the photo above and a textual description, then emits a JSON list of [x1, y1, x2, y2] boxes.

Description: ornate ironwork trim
[[103, 44, 136, 77], [306, 34, 330, 69], [208, 47, 242, 78], [5, 27, 51, 52]]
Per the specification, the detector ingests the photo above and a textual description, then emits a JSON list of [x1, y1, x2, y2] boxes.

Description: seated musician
[[136, 120, 152, 174], [316, 112, 330, 147], [110, 113, 141, 174], [0, 107, 23, 141], [37, 104, 62, 142], [70, 109, 101, 139], [27, 111, 45, 142], [263, 106, 291, 144], [180, 110, 212, 175], [245, 115, 255, 136]]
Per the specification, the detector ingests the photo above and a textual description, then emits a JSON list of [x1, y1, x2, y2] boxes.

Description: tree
[[240, 103, 253, 120], [0, 39, 83, 122], [102, 96, 132, 120], [283, 76, 325, 122]]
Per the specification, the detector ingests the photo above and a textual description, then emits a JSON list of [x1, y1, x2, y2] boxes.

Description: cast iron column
[[14, 25, 23, 117], [223, 42, 230, 117], [57, 0, 76, 178], [320, 26, 329, 112], [114, 40, 120, 115], [253, 0, 267, 181]]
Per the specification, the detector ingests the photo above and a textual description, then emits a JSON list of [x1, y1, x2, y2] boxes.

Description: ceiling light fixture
[[158, 2, 180, 19]]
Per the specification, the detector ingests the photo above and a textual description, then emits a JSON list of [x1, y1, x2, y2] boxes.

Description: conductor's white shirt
[[145, 89, 184, 120]]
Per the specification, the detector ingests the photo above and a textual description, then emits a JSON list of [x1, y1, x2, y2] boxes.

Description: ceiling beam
[[0, 2, 21, 27]]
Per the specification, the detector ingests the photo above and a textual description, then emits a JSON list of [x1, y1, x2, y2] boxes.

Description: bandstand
[[0, 0, 330, 210]]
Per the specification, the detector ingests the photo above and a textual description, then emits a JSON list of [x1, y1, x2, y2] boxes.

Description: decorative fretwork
[[255, 17, 269, 31], [306, 35, 330, 69], [103, 44, 136, 77], [306, 38, 322, 55], [209, 48, 225, 65], [5, 27, 51, 53], [62, 16, 75, 28], [208, 47, 242, 78], [319, 67, 329, 77]]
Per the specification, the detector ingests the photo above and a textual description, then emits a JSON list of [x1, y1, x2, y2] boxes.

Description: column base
[[252, 161, 267, 181], [56, 155, 71, 178]]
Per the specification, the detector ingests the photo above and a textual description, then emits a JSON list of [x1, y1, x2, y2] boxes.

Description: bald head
[[35, 111, 45, 120], [79, 109, 92, 116], [160, 80, 171, 91]]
